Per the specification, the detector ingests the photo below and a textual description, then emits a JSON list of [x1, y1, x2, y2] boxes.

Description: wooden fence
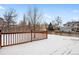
[[0, 30, 48, 48]]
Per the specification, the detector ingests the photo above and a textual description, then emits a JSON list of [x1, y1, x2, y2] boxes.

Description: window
[[67, 24, 70, 26]]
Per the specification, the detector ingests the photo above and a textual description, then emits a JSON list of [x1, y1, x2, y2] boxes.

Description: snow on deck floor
[[0, 34, 79, 55]]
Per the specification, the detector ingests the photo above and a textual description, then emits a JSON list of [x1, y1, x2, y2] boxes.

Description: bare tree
[[0, 17, 4, 30], [52, 20, 56, 25], [18, 14, 28, 32], [43, 21, 48, 29], [27, 7, 43, 38], [19, 14, 26, 26], [55, 16, 62, 28], [3, 8, 17, 32]]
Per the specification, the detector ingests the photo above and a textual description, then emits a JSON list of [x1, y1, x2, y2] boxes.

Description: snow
[[0, 34, 79, 55]]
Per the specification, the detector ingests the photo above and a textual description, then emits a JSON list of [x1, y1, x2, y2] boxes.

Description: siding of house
[[61, 21, 79, 32]]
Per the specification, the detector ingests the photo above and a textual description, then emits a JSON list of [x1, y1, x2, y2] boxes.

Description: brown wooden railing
[[0, 30, 1, 48], [0, 30, 48, 47]]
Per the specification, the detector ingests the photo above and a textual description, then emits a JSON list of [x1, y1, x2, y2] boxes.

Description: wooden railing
[[0, 30, 1, 48], [0, 30, 48, 47]]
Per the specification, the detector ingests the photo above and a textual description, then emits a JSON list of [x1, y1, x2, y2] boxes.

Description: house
[[60, 21, 79, 32]]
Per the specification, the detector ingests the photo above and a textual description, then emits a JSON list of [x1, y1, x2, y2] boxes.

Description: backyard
[[0, 34, 79, 55]]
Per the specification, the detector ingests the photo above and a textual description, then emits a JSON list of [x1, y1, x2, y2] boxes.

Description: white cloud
[[72, 17, 79, 20], [44, 14, 52, 19], [42, 14, 53, 24], [0, 6, 5, 10], [72, 10, 79, 13], [0, 6, 5, 17]]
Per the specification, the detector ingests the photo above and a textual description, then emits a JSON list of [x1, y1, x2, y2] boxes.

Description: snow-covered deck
[[0, 34, 79, 55]]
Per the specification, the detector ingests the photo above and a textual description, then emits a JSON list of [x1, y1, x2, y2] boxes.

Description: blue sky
[[0, 4, 79, 24]]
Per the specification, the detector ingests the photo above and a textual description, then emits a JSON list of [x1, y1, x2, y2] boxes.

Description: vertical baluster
[[24, 33, 25, 42], [8, 34, 9, 45], [15, 33, 17, 44], [16, 33, 18, 44], [14, 34, 15, 44], [12, 34, 14, 44], [11, 34, 13, 44], [2, 34, 3, 46], [4, 34, 5, 46], [10, 34, 12, 45], [21, 33, 22, 43], [18, 34, 19, 43], [20, 33, 22, 43], [22, 33, 23, 43], [25, 33, 27, 42], [19, 34, 20, 43], [14, 33, 16, 44], [23, 33, 24, 42], [16, 34, 17, 44], [13, 34, 15, 44], [6, 34, 7, 46], [11, 34, 12, 45], [0, 30, 1, 48], [31, 31, 32, 42], [18, 34, 21, 43], [7, 34, 8, 45], [18, 34, 20, 43], [20, 33, 21, 43], [17, 34, 18, 44], [26, 33, 27, 41], [13, 34, 14, 44], [4, 34, 6, 46], [10, 34, 11, 45], [5, 34, 7, 46]]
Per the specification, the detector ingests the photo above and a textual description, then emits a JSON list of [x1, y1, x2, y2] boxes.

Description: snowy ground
[[0, 34, 79, 55]]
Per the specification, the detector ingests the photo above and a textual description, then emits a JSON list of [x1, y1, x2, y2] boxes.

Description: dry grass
[[48, 31, 79, 37]]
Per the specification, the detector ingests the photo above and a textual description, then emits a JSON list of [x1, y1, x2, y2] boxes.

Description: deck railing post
[[0, 30, 2, 48], [31, 30, 32, 42], [46, 28, 48, 39]]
